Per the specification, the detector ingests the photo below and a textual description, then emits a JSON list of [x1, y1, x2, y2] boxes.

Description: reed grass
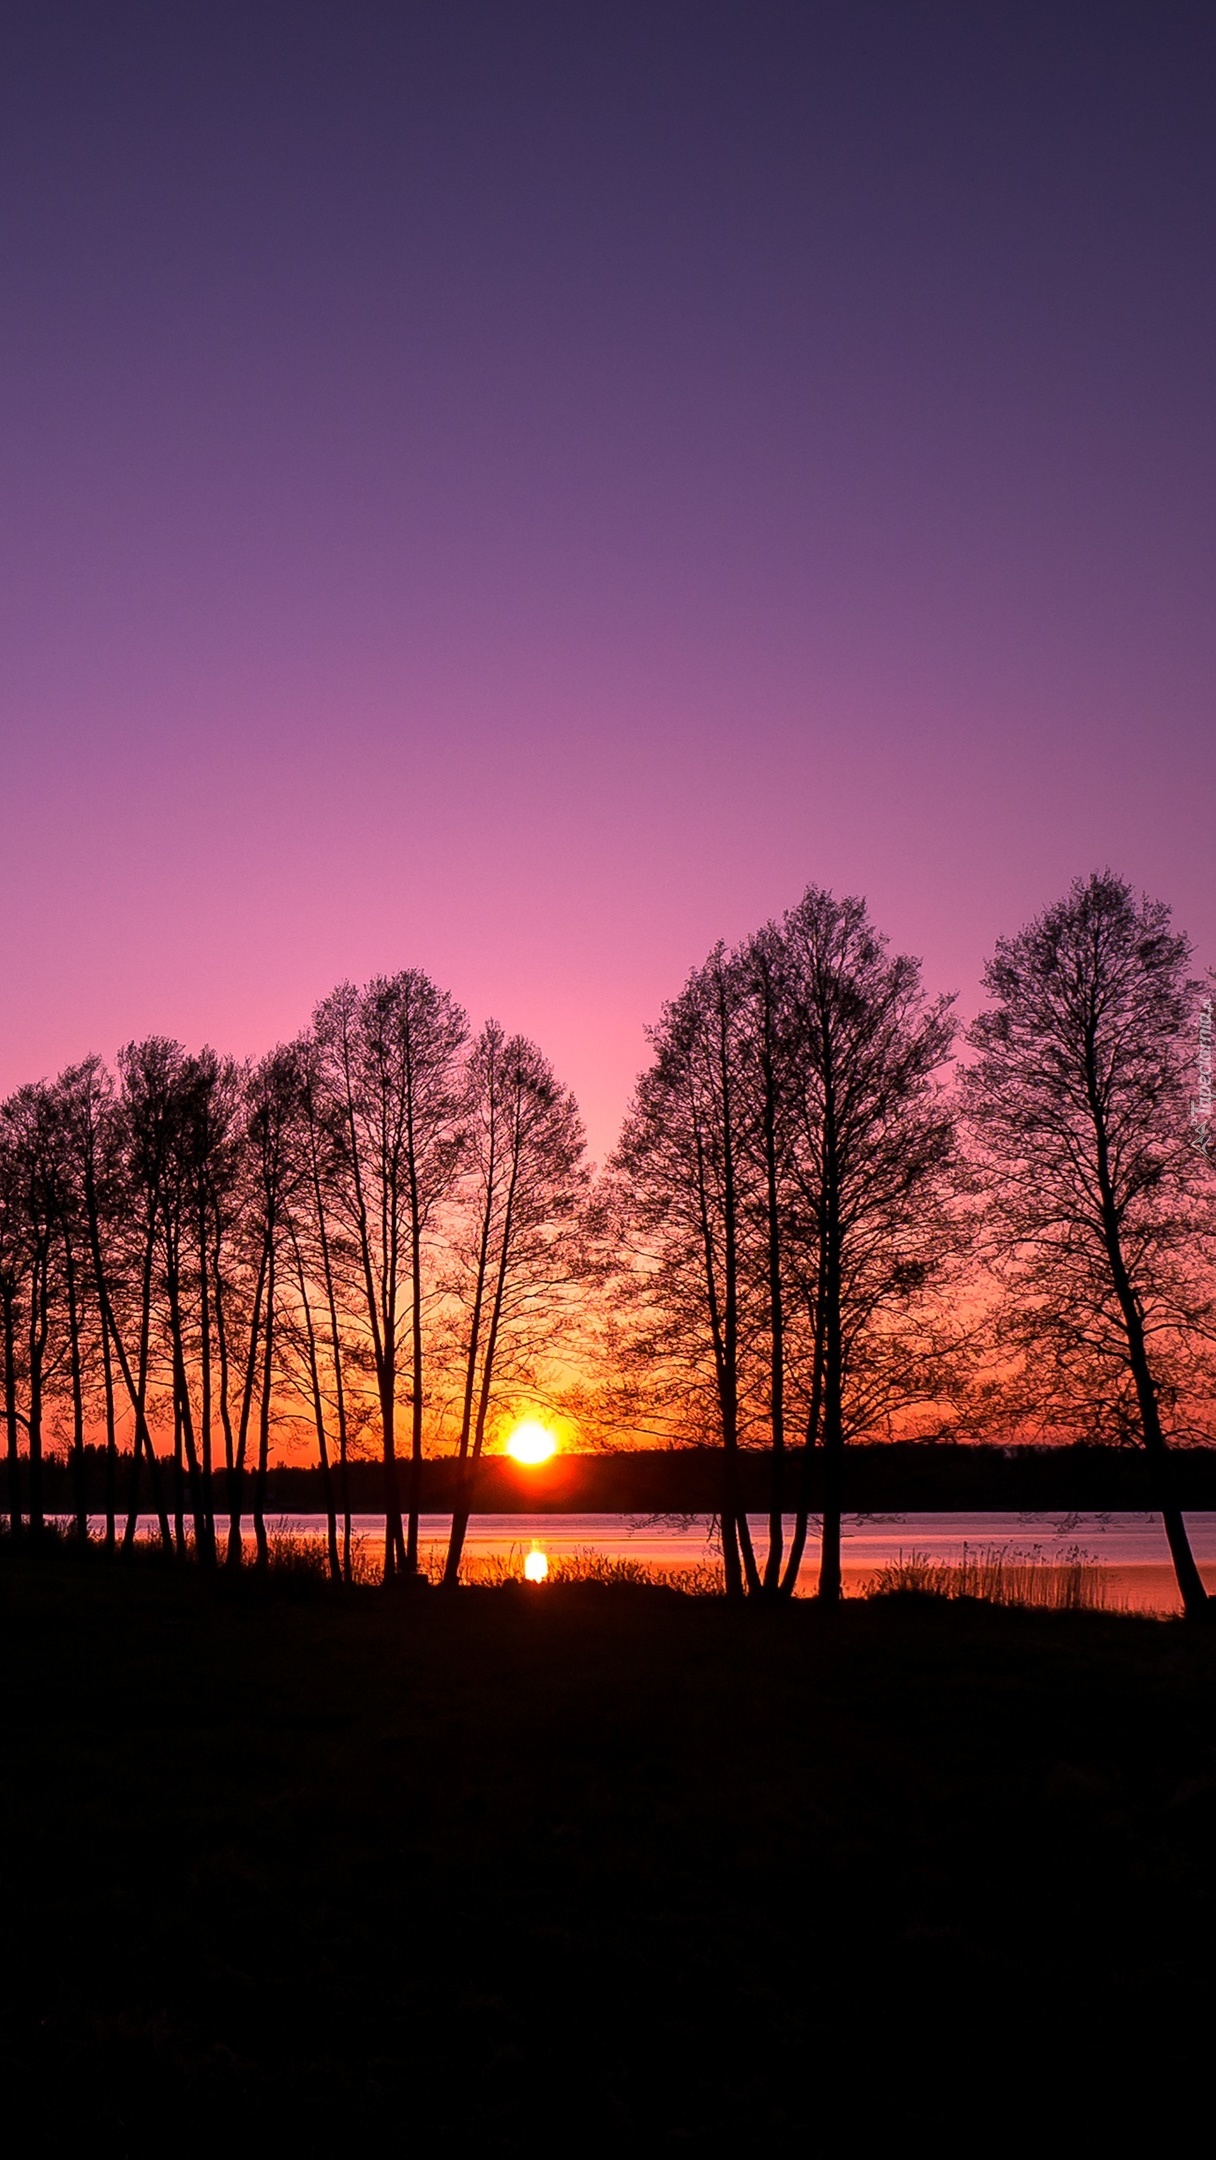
[[265, 1524, 382, 1583], [419, 1540, 727, 1593], [550, 1545, 726, 1594], [261, 1529, 725, 1592], [865, 1542, 1116, 1611], [261, 1524, 1119, 1610]]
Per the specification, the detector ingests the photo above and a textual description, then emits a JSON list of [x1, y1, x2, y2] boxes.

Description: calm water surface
[[421, 1511, 1216, 1611], [103, 1510, 1216, 1614]]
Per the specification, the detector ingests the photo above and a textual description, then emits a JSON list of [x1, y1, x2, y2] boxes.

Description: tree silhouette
[[611, 944, 762, 1596], [312, 974, 467, 1581], [965, 872, 1216, 1618], [611, 891, 960, 1599], [777, 890, 960, 1601], [442, 1024, 588, 1587]]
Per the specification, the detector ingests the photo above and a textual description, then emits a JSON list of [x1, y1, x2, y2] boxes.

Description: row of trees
[[0, 979, 587, 1584], [608, 872, 1215, 1614], [2, 874, 1214, 1610]]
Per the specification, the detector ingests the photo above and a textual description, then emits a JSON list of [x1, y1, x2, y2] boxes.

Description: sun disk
[[506, 1421, 558, 1465]]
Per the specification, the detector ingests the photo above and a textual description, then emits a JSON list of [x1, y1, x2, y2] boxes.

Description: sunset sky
[[2, 0, 1213, 1165]]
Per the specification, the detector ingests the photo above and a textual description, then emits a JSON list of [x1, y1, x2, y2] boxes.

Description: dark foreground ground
[[3, 1558, 1215, 2153]]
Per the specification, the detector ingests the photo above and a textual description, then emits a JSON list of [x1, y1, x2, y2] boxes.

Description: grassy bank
[[3, 1554, 1215, 2152]]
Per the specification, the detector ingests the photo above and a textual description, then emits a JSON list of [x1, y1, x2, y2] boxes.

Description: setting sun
[[506, 1420, 558, 1465]]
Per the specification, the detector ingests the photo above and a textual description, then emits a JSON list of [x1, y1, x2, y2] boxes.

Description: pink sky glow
[[2, 4, 1213, 1165]]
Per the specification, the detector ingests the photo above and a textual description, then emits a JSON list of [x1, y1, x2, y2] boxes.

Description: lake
[[98, 1509, 1216, 1613]]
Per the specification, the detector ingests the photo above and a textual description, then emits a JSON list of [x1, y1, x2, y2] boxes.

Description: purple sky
[[2, 1, 1213, 1162]]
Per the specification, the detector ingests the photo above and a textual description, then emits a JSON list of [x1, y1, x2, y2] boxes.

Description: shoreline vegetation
[[1, 1514, 1127, 1613], [4, 1548, 1216, 2147], [244, 1529, 1131, 1612], [3, 872, 1214, 1611]]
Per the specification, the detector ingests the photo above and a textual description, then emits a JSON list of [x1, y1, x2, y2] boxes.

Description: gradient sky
[[2, 0, 1213, 1163]]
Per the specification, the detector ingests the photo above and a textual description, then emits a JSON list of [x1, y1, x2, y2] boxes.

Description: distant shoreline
[[13, 1440, 1216, 1515]]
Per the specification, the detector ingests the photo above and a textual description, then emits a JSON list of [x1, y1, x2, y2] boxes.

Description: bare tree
[[0, 1085, 63, 1543], [965, 872, 1216, 1619], [293, 1040, 357, 1579], [0, 1102, 35, 1541], [313, 974, 467, 1580], [110, 1041, 182, 1555], [160, 1060, 220, 1562], [266, 1045, 346, 1583], [442, 1025, 589, 1586], [239, 1049, 305, 1569], [610, 946, 768, 1598], [172, 1051, 245, 1567], [280, 1198, 343, 1582], [734, 926, 792, 1592], [39, 1074, 100, 1547], [66, 1055, 129, 1553], [195, 1063, 266, 1571], [776, 890, 960, 1602], [610, 895, 961, 1601]]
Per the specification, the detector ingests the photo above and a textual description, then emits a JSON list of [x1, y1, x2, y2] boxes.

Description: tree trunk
[[444, 1112, 524, 1590], [442, 1105, 497, 1591], [226, 1240, 268, 1568], [816, 1080, 844, 1606], [253, 1243, 275, 1571], [63, 1235, 89, 1548], [817, 1391, 843, 1604], [312, 1163, 353, 1582], [101, 1309, 117, 1555], [167, 1260, 208, 1562], [2, 1289, 20, 1543], [443, 1191, 514, 1588], [120, 1221, 173, 1556], [172, 1392, 186, 1558], [197, 1194, 216, 1565], [759, 1003, 786, 1597], [82, 1165, 169, 1553], [816, 1319, 844, 1602], [292, 1229, 341, 1582], [1106, 1236, 1206, 1616], [779, 1288, 825, 1599], [1086, 1036, 1208, 1618], [378, 1315, 407, 1582], [27, 1253, 47, 1543], [692, 1110, 743, 1601], [405, 1178, 425, 1577], [720, 1004, 760, 1597]]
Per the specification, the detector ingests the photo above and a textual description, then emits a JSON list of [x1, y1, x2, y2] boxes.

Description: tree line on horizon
[[1, 871, 1213, 1612]]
